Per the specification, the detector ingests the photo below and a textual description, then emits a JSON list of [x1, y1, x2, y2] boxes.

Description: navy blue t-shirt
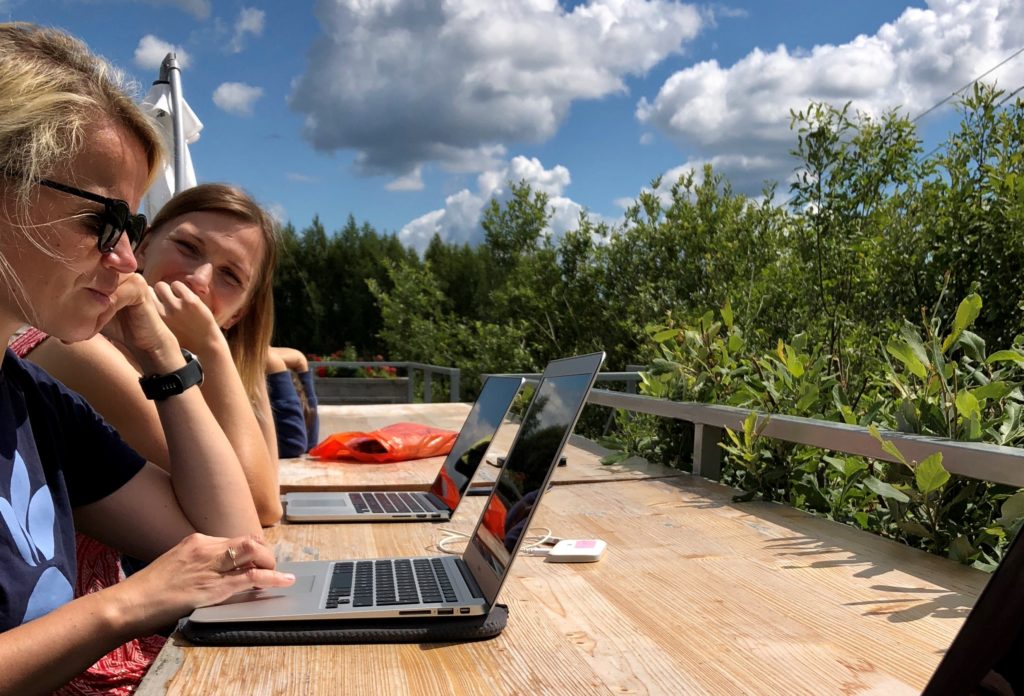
[[0, 349, 144, 631]]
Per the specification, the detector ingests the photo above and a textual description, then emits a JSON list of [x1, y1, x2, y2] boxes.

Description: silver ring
[[226, 546, 239, 570]]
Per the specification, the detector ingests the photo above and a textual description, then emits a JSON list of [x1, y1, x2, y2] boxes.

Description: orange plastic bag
[[309, 422, 458, 463]]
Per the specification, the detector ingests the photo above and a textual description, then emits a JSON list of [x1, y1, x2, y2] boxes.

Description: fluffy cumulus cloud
[[290, 0, 702, 176], [638, 0, 1024, 194], [134, 35, 192, 70], [229, 7, 265, 53], [399, 155, 585, 253], [212, 82, 264, 116]]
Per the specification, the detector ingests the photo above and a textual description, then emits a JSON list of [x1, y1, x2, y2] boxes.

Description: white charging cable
[[435, 526, 561, 555]]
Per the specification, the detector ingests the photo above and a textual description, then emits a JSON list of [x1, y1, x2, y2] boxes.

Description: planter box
[[314, 377, 409, 405]]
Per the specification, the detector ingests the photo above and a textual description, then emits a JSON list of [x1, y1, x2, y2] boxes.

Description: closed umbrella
[[140, 52, 202, 218]]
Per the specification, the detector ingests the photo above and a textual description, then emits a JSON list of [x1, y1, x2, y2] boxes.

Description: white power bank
[[545, 538, 606, 562]]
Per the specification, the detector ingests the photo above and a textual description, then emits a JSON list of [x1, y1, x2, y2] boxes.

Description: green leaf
[[886, 337, 927, 379], [898, 520, 933, 539], [728, 334, 743, 353], [784, 344, 805, 378], [997, 490, 1024, 527], [948, 535, 976, 563], [721, 300, 733, 329], [599, 451, 630, 466], [651, 328, 679, 343], [914, 453, 950, 494], [942, 293, 982, 352], [863, 475, 910, 503], [869, 424, 909, 465], [954, 391, 981, 421], [987, 349, 1024, 365], [971, 381, 1012, 402]]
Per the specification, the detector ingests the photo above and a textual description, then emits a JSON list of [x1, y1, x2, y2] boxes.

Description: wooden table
[[139, 405, 990, 695], [279, 403, 683, 492]]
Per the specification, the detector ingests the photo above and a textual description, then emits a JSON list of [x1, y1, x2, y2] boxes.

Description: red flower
[[316, 366, 328, 378]]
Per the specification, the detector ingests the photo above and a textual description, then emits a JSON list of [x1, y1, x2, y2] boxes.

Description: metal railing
[[502, 370, 1024, 487], [309, 361, 460, 403]]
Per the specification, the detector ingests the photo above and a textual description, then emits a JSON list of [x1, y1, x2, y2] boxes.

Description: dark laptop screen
[[427, 376, 522, 511], [467, 371, 594, 578], [923, 524, 1024, 695]]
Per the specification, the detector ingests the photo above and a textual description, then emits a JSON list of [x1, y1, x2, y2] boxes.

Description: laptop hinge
[[455, 558, 485, 599]]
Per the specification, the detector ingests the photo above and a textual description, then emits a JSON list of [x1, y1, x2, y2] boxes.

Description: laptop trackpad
[[217, 574, 317, 605]]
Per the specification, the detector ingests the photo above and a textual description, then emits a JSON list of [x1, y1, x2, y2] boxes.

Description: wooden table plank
[[279, 403, 685, 492], [141, 472, 986, 695]]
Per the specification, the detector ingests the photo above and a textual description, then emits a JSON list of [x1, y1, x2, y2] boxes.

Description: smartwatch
[[139, 349, 204, 401]]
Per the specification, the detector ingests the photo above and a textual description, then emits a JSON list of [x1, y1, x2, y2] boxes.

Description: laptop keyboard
[[325, 558, 459, 609], [350, 491, 443, 514]]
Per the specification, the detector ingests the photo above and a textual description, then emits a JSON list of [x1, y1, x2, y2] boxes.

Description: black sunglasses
[[38, 178, 147, 253]]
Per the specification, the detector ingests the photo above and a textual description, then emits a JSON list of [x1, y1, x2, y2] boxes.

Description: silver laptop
[[189, 352, 604, 624], [282, 375, 524, 522]]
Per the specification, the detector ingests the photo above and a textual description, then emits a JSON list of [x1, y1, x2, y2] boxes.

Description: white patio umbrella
[[140, 53, 202, 218]]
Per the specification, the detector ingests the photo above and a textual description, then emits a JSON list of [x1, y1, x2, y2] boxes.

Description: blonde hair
[[146, 183, 279, 408], [0, 22, 162, 313], [0, 23, 161, 205]]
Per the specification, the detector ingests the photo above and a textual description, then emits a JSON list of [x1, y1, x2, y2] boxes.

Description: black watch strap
[[139, 349, 204, 401]]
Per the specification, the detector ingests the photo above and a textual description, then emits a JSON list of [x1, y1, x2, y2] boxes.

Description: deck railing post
[[450, 369, 460, 402], [406, 365, 416, 403], [693, 423, 723, 480]]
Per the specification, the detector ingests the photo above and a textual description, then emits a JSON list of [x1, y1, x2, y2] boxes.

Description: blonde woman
[[0, 23, 293, 693]]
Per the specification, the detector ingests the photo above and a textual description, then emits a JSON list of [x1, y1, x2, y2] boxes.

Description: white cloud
[[399, 155, 585, 252], [212, 82, 263, 116], [639, 132, 654, 145], [286, 172, 318, 183], [133, 35, 192, 71], [638, 0, 1024, 194], [385, 167, 425, 192], [289, 0, 703, 176], [229, 7, 265, 53]]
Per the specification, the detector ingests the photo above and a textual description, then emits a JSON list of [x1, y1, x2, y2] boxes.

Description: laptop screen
[[427, 376, 523, 510], [467, 370, 596, 579]]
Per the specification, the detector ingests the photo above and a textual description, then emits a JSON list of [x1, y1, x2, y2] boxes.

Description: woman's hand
[[116, 532, 295, 632], [151, 280, 226, 357], [101, 273, 182, 374]]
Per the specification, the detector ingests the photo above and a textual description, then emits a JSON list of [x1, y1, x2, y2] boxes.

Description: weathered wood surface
[[140, 459, 986, 694]]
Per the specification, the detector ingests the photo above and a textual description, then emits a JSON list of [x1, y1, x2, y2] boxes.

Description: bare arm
[[0, 523, 291, 695], [154, 281, 281, 525], [270, 345, 309, 373], [29, 281, 283, 525]]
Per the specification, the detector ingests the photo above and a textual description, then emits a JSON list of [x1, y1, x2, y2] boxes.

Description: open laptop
[[282, 375, 524, 523], [921, 515, 1024, 695], [189, 352, 604, 624]]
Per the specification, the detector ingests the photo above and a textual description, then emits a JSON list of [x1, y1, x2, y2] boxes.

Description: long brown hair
[[145, 183, 278, 408]]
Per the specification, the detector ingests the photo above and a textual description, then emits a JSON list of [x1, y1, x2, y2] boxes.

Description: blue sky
[[5, 1, 1024, 252]]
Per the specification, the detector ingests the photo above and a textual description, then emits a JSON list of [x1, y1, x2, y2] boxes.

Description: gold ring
[[226, 546, 239, 570]]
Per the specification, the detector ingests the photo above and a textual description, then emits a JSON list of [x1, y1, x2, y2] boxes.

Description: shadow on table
[[645, 475, 983, 623]]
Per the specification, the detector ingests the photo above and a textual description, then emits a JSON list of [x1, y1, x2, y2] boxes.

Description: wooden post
[[693, 423, 723, 480]]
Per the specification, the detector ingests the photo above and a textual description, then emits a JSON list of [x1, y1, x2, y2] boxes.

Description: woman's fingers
[[220, 535, 276, 571]]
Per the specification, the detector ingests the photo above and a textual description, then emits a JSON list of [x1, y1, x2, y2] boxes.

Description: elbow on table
[[256, 494, 284, 527]]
